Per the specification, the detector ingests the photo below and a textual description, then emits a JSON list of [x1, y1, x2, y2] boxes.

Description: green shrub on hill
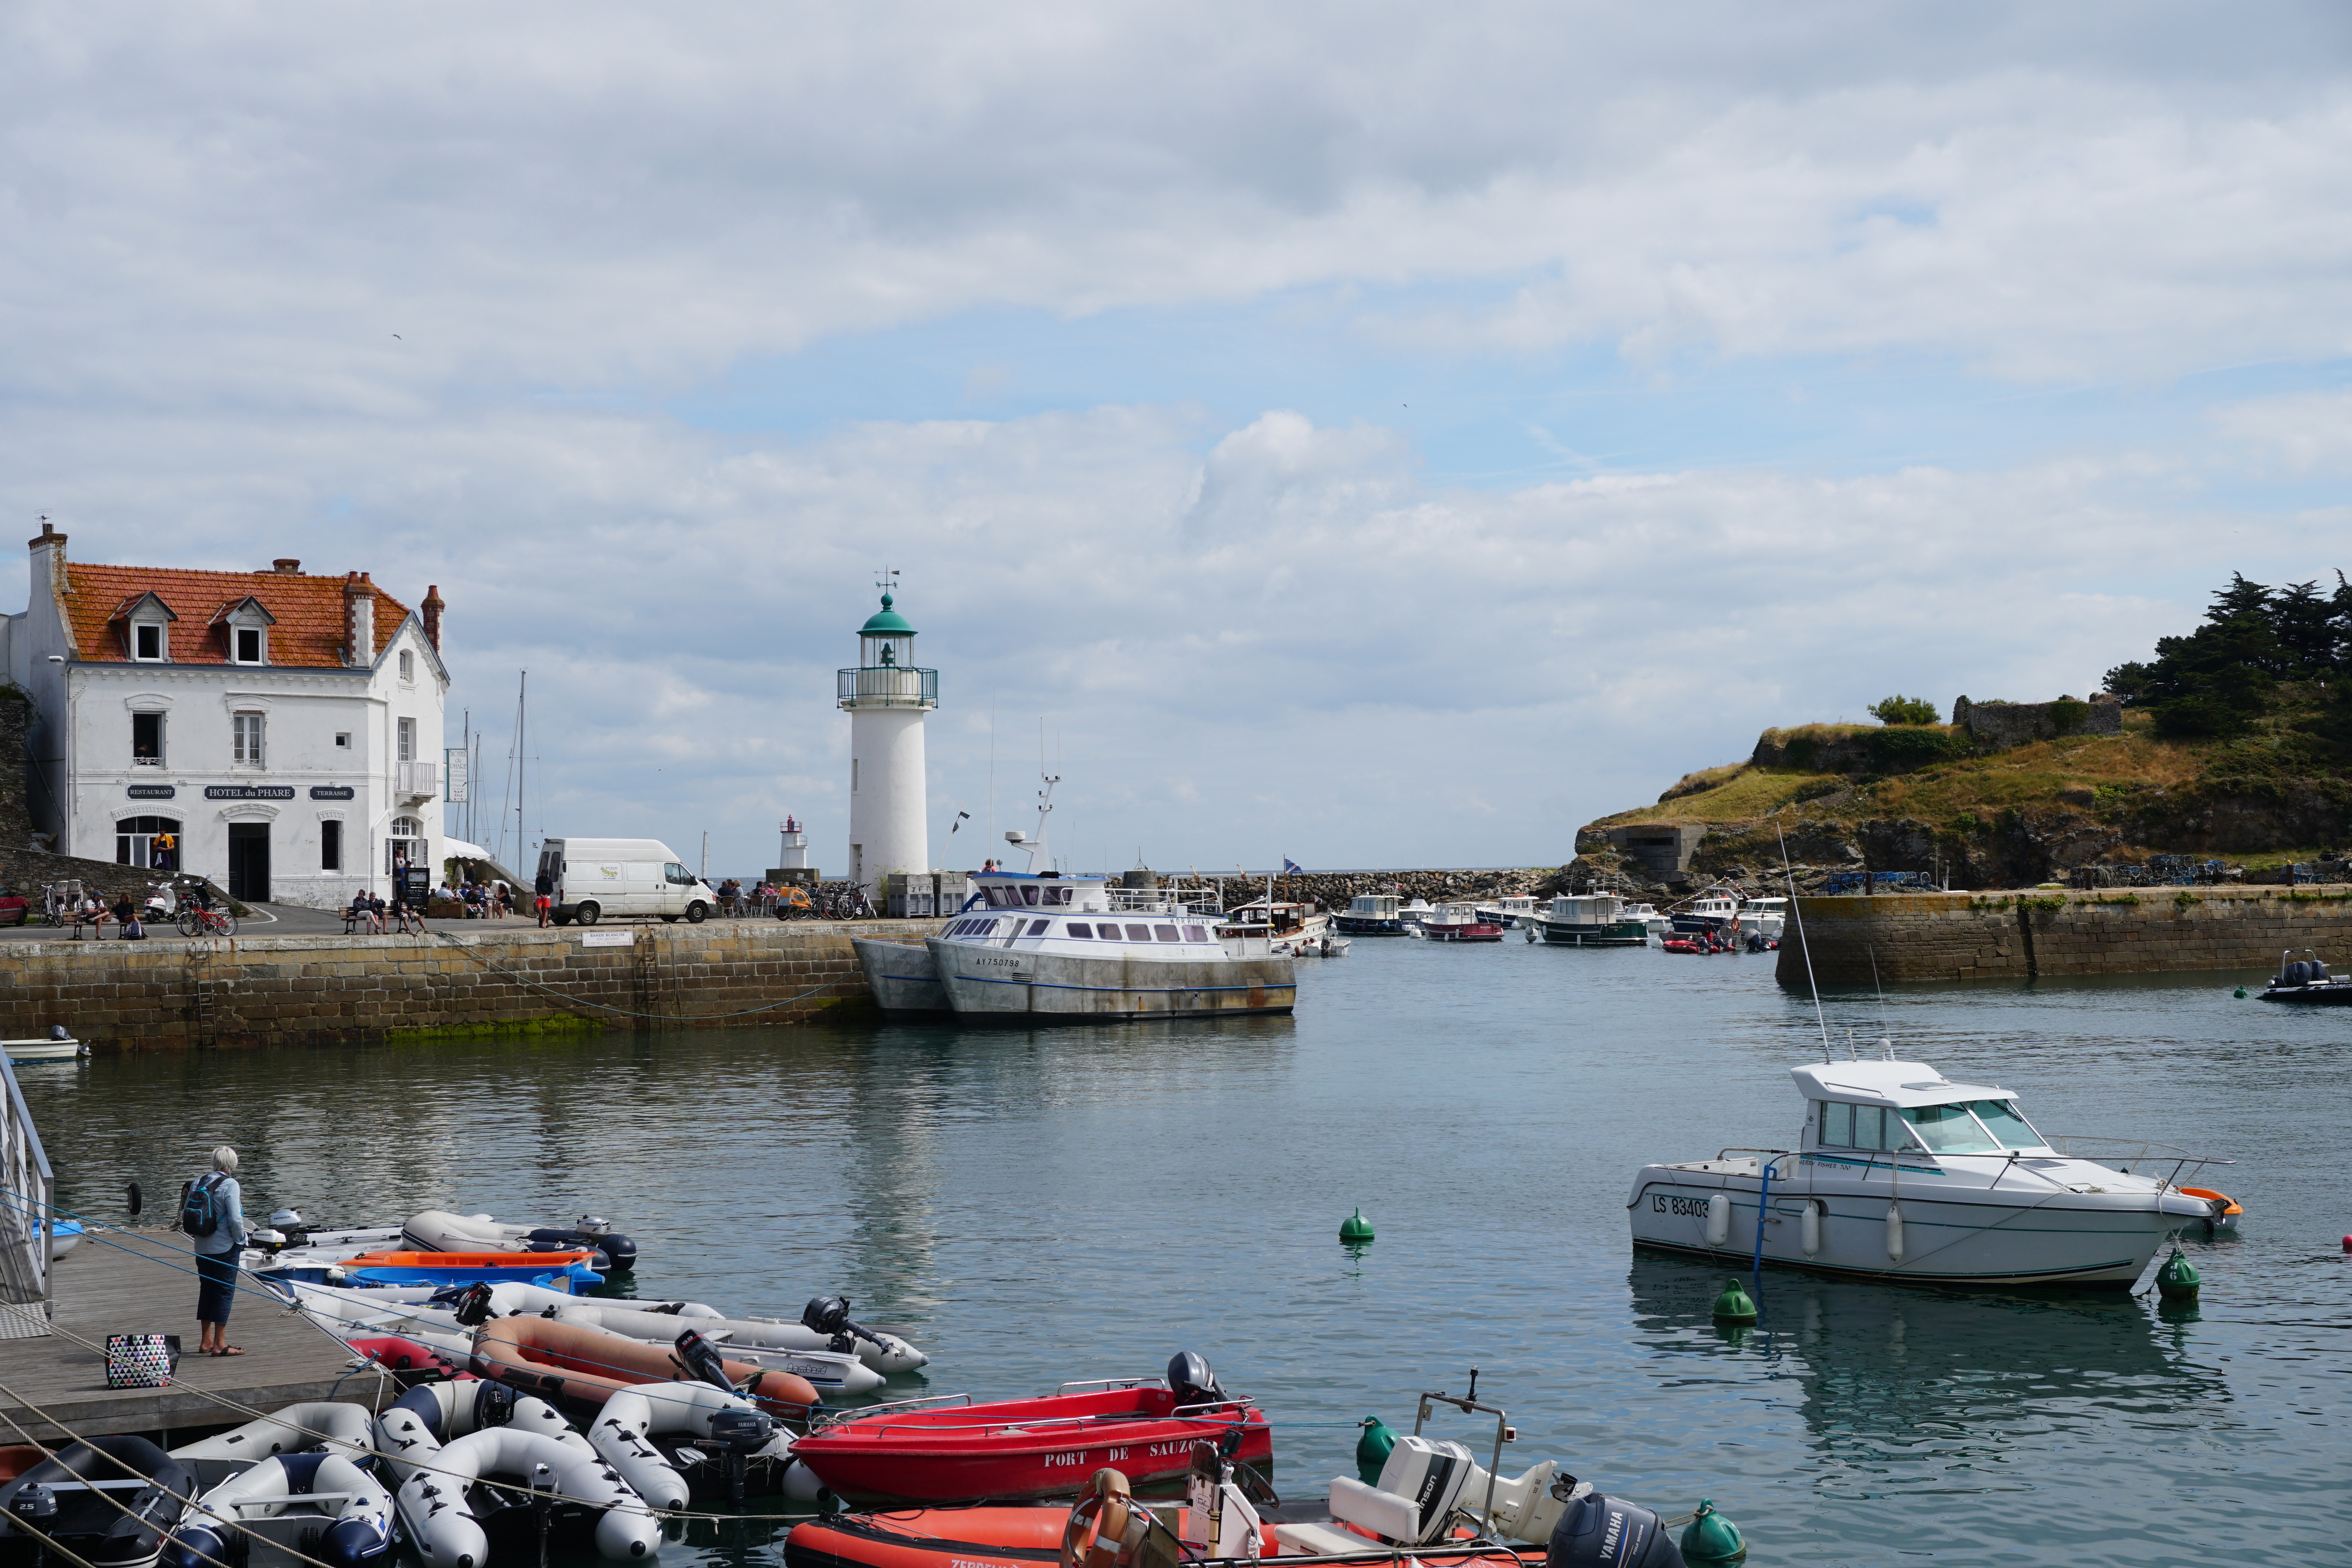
[[1869, 695, 1940, 726]]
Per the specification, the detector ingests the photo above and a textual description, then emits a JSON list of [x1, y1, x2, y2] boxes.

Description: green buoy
[[2233, 985, 2248, 998], [2156, 1245, 2201, 1299], [1355, 1416, 1397, 1486], [1681, 1499, 1747, 1564], [1340, 1208, 1375, 1243], [1710, 1278, 1757, 1322]]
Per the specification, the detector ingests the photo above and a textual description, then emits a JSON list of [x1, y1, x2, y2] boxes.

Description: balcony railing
[[838, 666, 938, 710], [396, 761, 440, 799]]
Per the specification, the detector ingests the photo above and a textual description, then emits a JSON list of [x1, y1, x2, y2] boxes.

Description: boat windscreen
[[1900, 1103, 2003, 1153], [1968, 1099, 2044, 1148]]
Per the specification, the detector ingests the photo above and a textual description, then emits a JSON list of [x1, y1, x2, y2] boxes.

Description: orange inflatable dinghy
[[475, 1311, 820, 1417]]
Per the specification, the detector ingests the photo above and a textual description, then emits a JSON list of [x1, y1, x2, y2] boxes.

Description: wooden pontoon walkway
[[0, 1229, 387, 1444]]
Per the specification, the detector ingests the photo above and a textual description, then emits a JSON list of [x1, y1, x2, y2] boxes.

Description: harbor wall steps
[[0, 920, 946, 1049], [1776, 885, 2352, 985]]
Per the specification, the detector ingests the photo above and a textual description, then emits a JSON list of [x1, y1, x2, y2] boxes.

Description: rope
[[426, 928, 858, 1021]]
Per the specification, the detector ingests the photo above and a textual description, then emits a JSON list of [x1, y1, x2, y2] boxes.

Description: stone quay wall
[[0, 920, 944, 1049], [1775, 885, 2352, 985]]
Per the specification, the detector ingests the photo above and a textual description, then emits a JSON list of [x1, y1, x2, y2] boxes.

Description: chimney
[[343, 570, 377, 666], [26, 520, 66, 597], [272, 558, 300, 574], [421, 584, 445, 652]]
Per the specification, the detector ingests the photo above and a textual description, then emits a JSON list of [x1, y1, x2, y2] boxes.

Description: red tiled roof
[[59, 563, 413, 668]]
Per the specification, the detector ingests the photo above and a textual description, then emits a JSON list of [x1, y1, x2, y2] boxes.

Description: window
[[1184, 925, 1207, 942], [1067, 922, 1093, 938], [387, 815, 422, 873], [134, 623, 163, 661], [1124, 924, 1150, 941], [397, 717, 416, 763], [1820, 1101, 1853, 1148], [1154, 925, 1180, 941], [1020, 886, 1040, 906], [664, 862, 696, 885], [335, 732, 351, 749], [115, 815, 181, 868], [1901, 1104, 2002, 1154], [1028, 919, 1050, 935], [232, 712, 265, 765], [398, 650, 414, 681], [1044, 886, 1072, 905], [1968, 1099, 2044, 1149], [131, 712, 164, 765], [851, 758, 860, 793], [235, 627, 264, 664], [321, 820, 342, 871]]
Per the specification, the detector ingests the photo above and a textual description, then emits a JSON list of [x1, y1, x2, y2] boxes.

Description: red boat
[[790, 1359, 1271, 1504], [1418, 904, 1504, 943]]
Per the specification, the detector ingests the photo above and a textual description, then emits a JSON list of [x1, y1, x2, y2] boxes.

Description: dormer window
[[211, 595, 278, 666], [134, 623, 165, 661], [235, 627, 265, 663], [112, 591, 178, 661]]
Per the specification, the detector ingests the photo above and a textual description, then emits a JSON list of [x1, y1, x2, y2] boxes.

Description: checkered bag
[[105, 1332, 180, 1389]]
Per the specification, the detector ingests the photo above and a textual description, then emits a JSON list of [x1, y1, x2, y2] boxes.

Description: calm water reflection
[[21, 937, 2350, 1566]]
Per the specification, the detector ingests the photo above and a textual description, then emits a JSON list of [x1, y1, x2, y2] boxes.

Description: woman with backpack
[[181, 1146, 248, 1356]]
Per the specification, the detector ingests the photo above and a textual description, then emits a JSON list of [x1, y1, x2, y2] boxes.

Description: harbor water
[[21, 937, 2351, 1566]]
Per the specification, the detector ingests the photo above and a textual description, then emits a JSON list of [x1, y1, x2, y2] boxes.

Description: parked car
[[0, 888, 28, 927], [536, 838, 718, 925]]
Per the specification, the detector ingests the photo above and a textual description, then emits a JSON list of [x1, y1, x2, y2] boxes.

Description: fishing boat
[[1529, 894, 1650, 948], [788, 1354, 1271, 1504], [1216, 899, 1338, 957], [1628, 1048, 2233, 1287], [1474, 895, 1541, 929], [784, 1376, 1708, 1568], [0, 1032, 85, 1063], [1332, 895, 1410, 935], [1668, 885, 1742, 935], [1621, 902, 1671, 937], [0, 1436, 192, 1568], [848, 934, 953, 1013], [1418, 903, 1503, 943], [2255, 950, 2352, 1004]]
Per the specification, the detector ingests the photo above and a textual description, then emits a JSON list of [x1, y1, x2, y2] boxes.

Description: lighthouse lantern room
[[838, 575, 937, 895]]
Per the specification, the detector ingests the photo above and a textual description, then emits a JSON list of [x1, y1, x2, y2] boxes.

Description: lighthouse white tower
[[839, 579, 936, 895]]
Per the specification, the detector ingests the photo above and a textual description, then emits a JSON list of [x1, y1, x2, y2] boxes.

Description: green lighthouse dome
[[860, 592, 915, 636]]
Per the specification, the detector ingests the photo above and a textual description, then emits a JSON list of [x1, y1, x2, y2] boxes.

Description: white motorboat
[[1217, 898, 1341, 957], [1474, 894, 1541, 928], [403, 1208, 640, 1271], [1, 1034, 86, 1062], [857, 775, 1294, 1020], [169, 1405, 396, 1568], [1668, 884, 1742, 935], [1736, 896, 1788, 942], [1398, 898, 1438, 930], [1627, 1048, 2230, 1288], [1332, 895, 1409, 935], [1620, 902, 1671, 937], [1529, 894, 1651, 947]]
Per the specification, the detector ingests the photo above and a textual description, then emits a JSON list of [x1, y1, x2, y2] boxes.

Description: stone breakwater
[[1775, 885, 2352, 985], [0, 919, 943, 1049], [1164, 867, 1564, 909]]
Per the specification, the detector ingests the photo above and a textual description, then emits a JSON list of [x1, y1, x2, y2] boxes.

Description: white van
[[537, 838, 717, 925]]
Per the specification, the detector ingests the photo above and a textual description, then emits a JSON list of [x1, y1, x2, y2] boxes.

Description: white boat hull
[[852, 937, 953, 1014], [1628, 1158, 2206, 1288], [927, 938, 1295, 1018], [2, 1038, 85, 1062]]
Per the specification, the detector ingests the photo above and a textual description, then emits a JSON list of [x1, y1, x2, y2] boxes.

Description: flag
[[949, 811, 970, 835], [1283, 858, 1303, 874]]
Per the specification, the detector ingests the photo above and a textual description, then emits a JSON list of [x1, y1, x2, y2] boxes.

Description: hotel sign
[[203, 784, 296, 801]]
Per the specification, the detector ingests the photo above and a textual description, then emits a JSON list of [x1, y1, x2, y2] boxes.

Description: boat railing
[[807, 1391, 975, 1430], [1104, 887, 1222, 915], [1055, 1375, 1162, 1395], [811, 1404, 1259, 1439], [2043, 1135, 2235, 1188]]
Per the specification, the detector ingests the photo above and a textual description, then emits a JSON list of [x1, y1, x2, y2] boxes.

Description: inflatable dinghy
[[273, 1279, 482, 1362], [375, 1385, 661, 1565], [335, 1249, 603, 1292], [552, 1302, 886, 1395], [589, 1382, 817, 1506], [344, 1333, 476, 1385], [789, 1354, 1270, 1504], [475, 1313, 821, 1419], [0, 1435, 192, 1568], [169, 1400, 377, 1488], [166, 1451, 395, 1568], [405, 1210, 640, 1273], [466, 1284, 928, 1375]]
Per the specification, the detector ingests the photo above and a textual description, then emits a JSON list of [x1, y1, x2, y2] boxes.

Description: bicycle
[[176, 904, 237, 938]]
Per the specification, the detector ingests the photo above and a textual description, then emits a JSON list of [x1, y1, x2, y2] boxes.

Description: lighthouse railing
[[837, 666, 938, 709]]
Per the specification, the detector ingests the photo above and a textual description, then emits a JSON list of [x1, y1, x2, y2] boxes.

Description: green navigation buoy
[[1681, 1499, 1747, 1564], [1340, 1208, 1375, 1243], [2156, 1245, 2201, 1299], [1710, 1278, 1757, 1323], [2233, 985, 2249, 998], [1355, 1417, 1397, 1486]]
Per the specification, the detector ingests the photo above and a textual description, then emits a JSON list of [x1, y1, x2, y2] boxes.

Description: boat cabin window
[[1969, 1099, 2041, 1147], [1067, 922, 1091, 938], [1018, 885, 1039, 906], [1818, 1101, 1907, 1152], [1900, 1104, 2003, 1154], [1184, 924, 1207, 942], [1043, 885, 1072, 905], [1154, 924, 1180, 941], [1125, 923, 1150, 941], [983, 887, 1007, 907], [1028, 919, 1050, 935]]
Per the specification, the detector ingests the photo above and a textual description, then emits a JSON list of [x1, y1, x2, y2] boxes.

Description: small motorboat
[[1658, 937, 1718, 955], [789, 1353, 1271, 1505], [1474, 895, 1541, 929], [1668, 885, 1742, 937], [240, 1215, 409, 1277], [403, 1209, 641, 1272], [0, 1031, 86, 1063], [1530, 895, 1650, 948], [332, 1249, 604, 1292], [1736, 897, 1788, 944], [0, 1435, 192, 1568], [46, 1219, 82, 1259], [376, 1382, 662, 1564], [1332, 895, 1410, 935], [473, 1312, 821, 1417], [786, 1377, 1705, 1568], [2256, 950, 2352, 1004], [480, 1285, 928, 1376], [1621, 902, 1672, 937], [1418, 904, 1504, 943], [342, 1333, 477, 1385], [1628, 1046, 2229, 1287]]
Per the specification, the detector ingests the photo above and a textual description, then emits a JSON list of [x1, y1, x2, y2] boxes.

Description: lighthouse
[[839, 581, 936, 895]]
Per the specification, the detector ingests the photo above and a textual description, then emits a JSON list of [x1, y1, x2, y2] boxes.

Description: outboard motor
[[697, 1407, 775, 1504], [45, 1024, 68, 1042], [1167, 1351, 1228, 1410], [447, 1281, 496, 1328], [1546, 1488, 1686, 1568], [473, 1379, 516, 1428], [673, 1329, 738, 1393], [801, 1295, 882, 1355]]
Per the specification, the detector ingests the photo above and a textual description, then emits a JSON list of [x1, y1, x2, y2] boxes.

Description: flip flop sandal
[[215, 1345, 248, 1356]]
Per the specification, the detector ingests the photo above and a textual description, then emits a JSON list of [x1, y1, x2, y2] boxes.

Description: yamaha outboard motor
[[447, 1281, 496, 1328], [698, 1408, 775, 1504], [1547, 1487, 1686, 1568], [673, 1329, 738, 1393], [1167, 1351, 1228, 1410]]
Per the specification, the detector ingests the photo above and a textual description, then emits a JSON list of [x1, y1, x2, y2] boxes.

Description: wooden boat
[[474, 1311, 821, 1417], [335, 1248, 603, 1290], [790, 1362, 1270, 1504]]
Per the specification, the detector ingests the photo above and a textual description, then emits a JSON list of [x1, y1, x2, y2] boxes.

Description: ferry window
[[1184, 925, 1207, 942], [1820, 1102, 1852, 1147], [1902, 1104, 2000, 1154], [1125, 924, 1151, 941], [1067, 922, 1092, 938], [983, 888, 1005, 907], [1028, 919, 1050, 935], [1021, 886, 1040, 906], [1044, 886, 1071, 905], [1969, 1099, 2042, 1148], [1154, 925, 1180, 942]]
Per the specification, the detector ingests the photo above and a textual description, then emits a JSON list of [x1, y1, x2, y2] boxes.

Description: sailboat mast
[[515, 670, 528, 869]]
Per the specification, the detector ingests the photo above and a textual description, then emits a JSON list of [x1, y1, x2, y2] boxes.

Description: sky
[[6, 2, 2352, 876]]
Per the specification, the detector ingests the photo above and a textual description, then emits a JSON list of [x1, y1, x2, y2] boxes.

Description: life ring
[[1061, 1468, 1134, 1568]]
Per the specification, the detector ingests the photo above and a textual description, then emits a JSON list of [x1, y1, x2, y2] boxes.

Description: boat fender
[[1885, 1203, 1904, 1263], [1546, 1488, 1687, 1568], [1703, 1194, 1731, 1249], [1800, 1201, 1821, 1259]]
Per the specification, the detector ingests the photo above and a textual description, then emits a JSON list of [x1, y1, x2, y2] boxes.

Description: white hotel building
[[1, 524, 449, 909]]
